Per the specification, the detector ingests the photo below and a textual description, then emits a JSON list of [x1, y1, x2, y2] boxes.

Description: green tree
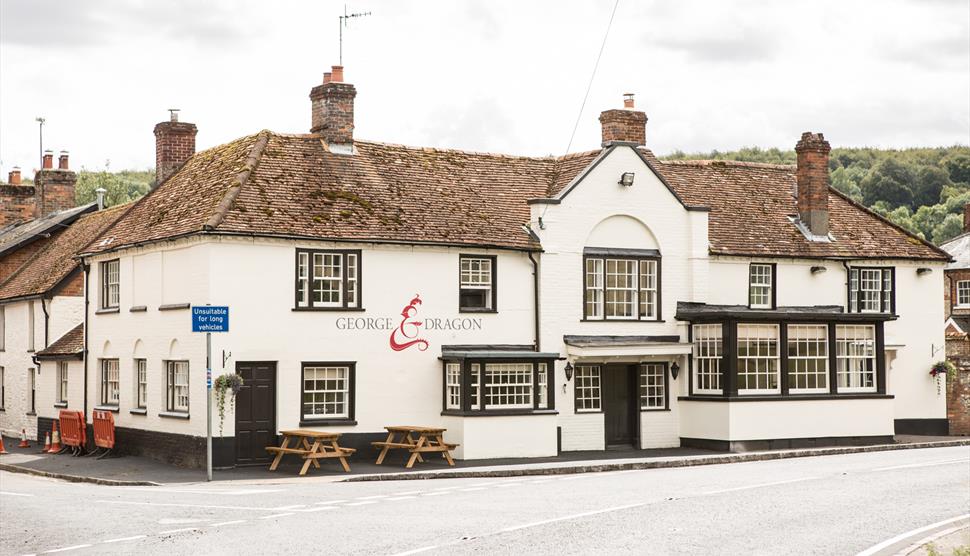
[[912, 204, 949, 240], [860, 158, 915, 209], [944, 152, 970, 184], [74, 163, 153, 208], [913, 166, 950, 207], [831, 166, 864, 201], [932, 213, 964, 244]]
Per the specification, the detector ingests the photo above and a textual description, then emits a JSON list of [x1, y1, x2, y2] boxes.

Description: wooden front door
[[603, 364, 637, 447], [234, 362, 277, 465]]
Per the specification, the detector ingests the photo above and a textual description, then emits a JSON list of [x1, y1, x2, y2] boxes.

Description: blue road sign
[[192, 306, 229, 333]]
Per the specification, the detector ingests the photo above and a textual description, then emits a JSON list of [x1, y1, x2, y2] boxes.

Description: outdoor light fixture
[[564, 361, 574, 381], [618, 172, 635, 187], [916, 267, 933, 275], [810, 266, 827, 274], [670, 362, 680, 381]]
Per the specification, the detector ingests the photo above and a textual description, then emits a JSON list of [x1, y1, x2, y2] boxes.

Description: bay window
[[584, 251, 661, 321], [441, 359, 554, 413], [737, 324, 780, 394], [787, 325, 828, 393], [692, 324, 723, 394], [836, 325, 876, 392], [295, 249, 361, 310]]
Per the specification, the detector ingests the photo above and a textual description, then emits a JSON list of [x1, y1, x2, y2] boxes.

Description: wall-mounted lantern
[[564, 361, 574, 381], [618, 172, 635, 187], [670, 361, 680, 381], [916, 267, 933, 275], [810, 266, 827, 274]]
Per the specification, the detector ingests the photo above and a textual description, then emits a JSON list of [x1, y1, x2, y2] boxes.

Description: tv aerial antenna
[[339, 5, 372, 66]]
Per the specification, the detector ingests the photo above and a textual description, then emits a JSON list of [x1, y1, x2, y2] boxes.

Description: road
[[1, 446, 968, 555]]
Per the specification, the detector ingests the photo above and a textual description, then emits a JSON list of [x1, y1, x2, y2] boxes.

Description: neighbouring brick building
[[0, 151, 79, 228], [939, 211, 970, 435]]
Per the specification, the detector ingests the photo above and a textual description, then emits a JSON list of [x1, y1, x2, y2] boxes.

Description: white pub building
[[25, 66, 949, 467]]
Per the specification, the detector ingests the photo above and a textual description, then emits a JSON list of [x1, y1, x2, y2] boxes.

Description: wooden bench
[[266, 430, 354, 475], [373, 426, 459, 468]]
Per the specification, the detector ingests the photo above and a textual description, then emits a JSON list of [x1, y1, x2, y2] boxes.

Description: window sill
[[639, 407, 671, 412], [129, 408, 147, 415], [574, 409, 604, 415], [158, 303, 190, 311], [129, 305, 148, 313], [580, 319, 665, 323], [26, 412, 36, 416], [679, 394, 894, 402], [94, 405, 120, 413], [440, 409, 558, 417], [159, 411, 190, 420], [96, 308, 120, 315], [292, 307, 365, 312], [53, 402, 68, 409], [459, 308, 497, 314], [299, 419, 357, 427]]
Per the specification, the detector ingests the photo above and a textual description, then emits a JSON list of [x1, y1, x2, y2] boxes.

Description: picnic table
[[265, 429, 356, 476], [372, 426, 458, 469]]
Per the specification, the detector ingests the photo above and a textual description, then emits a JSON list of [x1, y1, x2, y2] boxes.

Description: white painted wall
[[444, 414, 558, 459], [35, 359, 84, 420]]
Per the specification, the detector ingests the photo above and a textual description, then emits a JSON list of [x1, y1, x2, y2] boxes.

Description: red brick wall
[[0, 184, 37, 226], [57, 271, 83, 296], [795, 132, 831, 236], [945, 269, 970, 318], [599, 109, 647, 146], [35, 169, 77, 216], [0, 235, 54, 282], [945, 356, 970, 435], [154, 121, 197, 185], [310, 82, 356, 144]]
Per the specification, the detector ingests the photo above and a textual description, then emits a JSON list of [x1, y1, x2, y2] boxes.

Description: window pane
[[445, 363, 461, 410], [484, 363, 533, 409], [605, 259, 636, 319], [585, 258, 603, 318], [639, 260, 658, 319], [836, 325, 876, 392], [737, 324, 780, 394], [297, 252, 309, 307], [639, 364, 665, 409], [537, 363, 548, 409], [692, 324, 723, 394], [749, 264, 772, 308], [302, 366, 349, 418], [787, 325, 828, 393], [575, 365, 601, 411]]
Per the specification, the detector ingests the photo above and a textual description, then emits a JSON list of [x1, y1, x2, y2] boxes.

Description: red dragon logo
[[389, 294, 429, 352]]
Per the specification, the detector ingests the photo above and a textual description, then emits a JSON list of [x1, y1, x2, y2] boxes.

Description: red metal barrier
[[92, 410, 115, 450], [58, 410, 85, 448]]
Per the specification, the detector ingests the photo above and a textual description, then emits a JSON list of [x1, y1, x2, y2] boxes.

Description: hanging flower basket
[[214, 374, 244, 436], [929, 360, 955, 396]]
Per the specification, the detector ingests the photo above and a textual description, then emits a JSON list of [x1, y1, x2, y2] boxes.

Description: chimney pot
[[795, 131, 831, 237], [9, 167, 22, 185], [323, 72, 332, 84], [58, 151, 69, 170], [331, 65, 344, 83], [42, 150, 54, 169], [623, 93, 635, 109], [599, 94, 647, 147], [154, 111, 198, 187]]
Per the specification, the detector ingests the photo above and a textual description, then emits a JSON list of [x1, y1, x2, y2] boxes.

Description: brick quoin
[[795, 132, 831, 236], [599, 96, 647, 146], [310, 65, 357, 145]]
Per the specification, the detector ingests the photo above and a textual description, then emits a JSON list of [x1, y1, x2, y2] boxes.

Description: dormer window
[[748, 263, 775, 309], [848, 267, 894, 314]]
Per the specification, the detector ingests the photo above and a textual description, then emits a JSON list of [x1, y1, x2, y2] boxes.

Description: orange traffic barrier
[[93, 410, 115, 450], [41, 432, 51, 453], [49, 421, 62, 453], [0, 435, 8, 454], [59, 410, 85, 449], [18, 429, 30, 448]]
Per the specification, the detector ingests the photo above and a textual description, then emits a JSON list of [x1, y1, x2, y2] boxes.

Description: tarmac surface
[[1, 445, 967, 555]]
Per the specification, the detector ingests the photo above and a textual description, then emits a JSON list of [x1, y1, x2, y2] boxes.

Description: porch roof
[[675, 302, 897, 323], [563, 335, 692, 359]]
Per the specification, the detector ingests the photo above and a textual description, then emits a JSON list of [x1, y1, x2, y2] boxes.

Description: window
[[29, 368, 35, 413], [459, 256, 496, 311], [584, 255, 661, 320], [101, 260, 120, 309], [958, 281, 970, 307], [639, 363, 667, 409], [836, 325, 876, 392], [295, 249, 360, 309], [537, 363, 549, 409], [57, 362, 69, 404], [737, 324, 780, 394], [848, 267, 893, 314], [575, 365, 601, 412], [135, 359, 147, 409], [0, 366, 4, 409], [302, 363, 353, 420], [484, 363, 533, 409], [0, 305, 5, 351], [100, 359, 120, 406], [27, 300, 35, 352], [445, 362, 461, 410], [692, 324, 723, 394], [787, 325, 828, 394], [749, 264, 774, 309], [166, 361, 190, 412]]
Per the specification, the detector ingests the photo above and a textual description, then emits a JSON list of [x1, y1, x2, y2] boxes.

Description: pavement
[[1, 434, 967, 486], [1, 445, 967, 555]]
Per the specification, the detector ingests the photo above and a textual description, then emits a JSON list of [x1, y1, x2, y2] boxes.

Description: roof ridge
[[662, 159, 795, 170], [203, 130, 272, 231], [354, 138, 584, 161]]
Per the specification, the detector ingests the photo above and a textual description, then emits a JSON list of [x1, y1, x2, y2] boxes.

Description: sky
[[1, 0, 968, 175]]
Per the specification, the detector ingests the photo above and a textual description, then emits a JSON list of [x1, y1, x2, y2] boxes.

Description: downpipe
[[528, 251, 540, 352]]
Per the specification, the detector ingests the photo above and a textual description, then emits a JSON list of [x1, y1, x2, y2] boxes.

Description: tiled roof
[[36, 322, 84, 358], [0, 203, 97, 257], [81, 132, 948, 261], [0, 204, 129, 301], [941, 232, 970, 270], [656, 158, 948, 261]]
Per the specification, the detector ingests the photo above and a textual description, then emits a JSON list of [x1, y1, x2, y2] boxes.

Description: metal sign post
[[192, 305, 230, 482]]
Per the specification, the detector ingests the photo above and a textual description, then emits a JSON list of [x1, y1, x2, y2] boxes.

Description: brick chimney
[[599, 94, 647, 147], [34, 150, 77, 216], [310, 65, 356, 149], [795, 132, 831, 237], [154, 109, 197, 186], [8, 167, 21, 185]]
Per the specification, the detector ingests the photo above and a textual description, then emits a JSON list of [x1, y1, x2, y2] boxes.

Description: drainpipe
[[528, 252, 540, 351], [41, 297, 50, 348], [82, 263, 90, 418], [841, 260, 852, 310]]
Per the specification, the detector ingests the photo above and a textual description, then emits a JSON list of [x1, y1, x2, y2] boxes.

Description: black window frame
[[300, 361, 357, 426], [440, 358, 556, 416], [847, 266, 895, 314], [28, 367, 36, 414], [99, 358, 121, 407], [294, 248, 363, 311], [134, 358, 148, 409], [458, 254, 498, 313], [165, 360, 190, 413], [638, 362, 670, 411], [56, 361, 69, 405], [582, 252, 662, 322], [100, 259, 120, 310], [747, 262, 777, 310]]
